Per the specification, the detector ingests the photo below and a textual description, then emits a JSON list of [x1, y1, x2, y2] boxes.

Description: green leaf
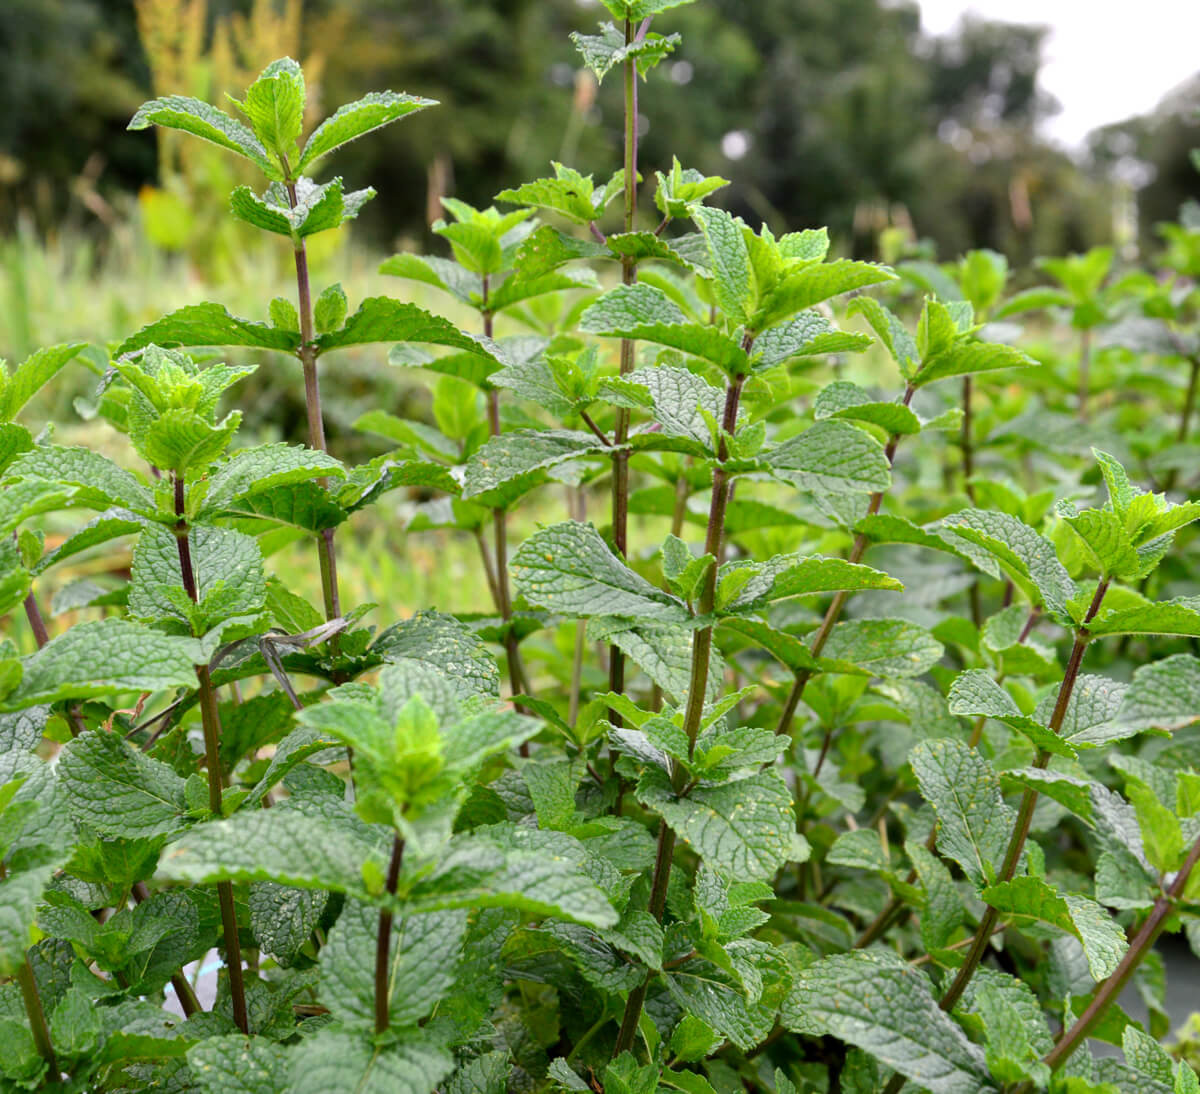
[[187, 1034, 290, 1094], [4, 619, 199, 709], [288, 1027, 453, 1094], [1, 866, 63, 979], [248, 883, 326, 966], [1088, 597, 1200, 638], [405, 829, 618, 925], [722, 554, 902, 611], [794, 951, 993, 1093], [495, 163, 609, 224], [637, 767, 795, 880], [372, 612, 501, 697], [380, 252, 479, 303], [910, 738, 1015, 888], [32, 508, 145, 575], [570, 22, 681, 82], [203, 443, 343, 513], [129, 95, 276, 176], [914, 339, 1038, 387], [691, 206, 754, 322], [579, 283, 747, 373], [315, 297, 503, 363], [8, 444, 154, 513], [823, 619, 943, 679], [753, 260, 895, 330], [0, 343, 86, 422], [766, 421, 891, 494], [982, 877, 1126, 980], [129, 523, 266, 639], [461, 430, 609, 502], [655, 157, 730, 218], [847, 297, 920, 375], [321, 900, 465, 1029], [118, 304, 301, 356], [1114, 654, 1200, 733], [230, 58, 304, 159], [58, 730, 189, 838], [814, 381, 922, 435], [751, 313, 872, 370], [622, 365, 730, 450], [940, 509, 1077, 619], [512, 522, 687, 622], [909, 840, 964, 950], [594, 619, 724, 706], [297, 91, 437, 173], [948, 670, 1077, 758], [161, 800, 385, 894], [1062, 508, 1140, 579]]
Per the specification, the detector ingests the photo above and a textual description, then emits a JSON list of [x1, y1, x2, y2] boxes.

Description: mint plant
[[1, 10, 1200, 1094]]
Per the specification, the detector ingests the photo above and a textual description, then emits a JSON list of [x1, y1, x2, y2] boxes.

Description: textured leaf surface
[[129, 96, 274, 174], [915, 339, 1037, 387], [1114, 654, 1200, 733], [766, 421, 891, 494], [1089, 597, 1200, 638], [462, 430, 609, 501], [822, 619, 943, 679], [160, 801, 386, 894], [59, 730, 188, 838], [794, 952, 993, 1093], [298, 91, 437, 172], [5, 619, 199, 709], [321, 900, 466, 1029], [204, 444, 343, 511], [9, 445, 154, 513], [289, 1028, 453, 1094], [315, 297, 502, 362], [982, 877, 1126, 979], [939, 509, 1076, 618], [117, 303, 300, 355], [625, 366, 729, 449], [187, 1035, 290, 1094], [638, 768, 794, 880], [752, 314, 871, 370], [814, 381, 922, 434], [512, 522, 687, 621], [724, 555, 902, 610], [372, 611, 501, 697], [911, 738, 1014, 888], [248, 884, 326, 966], [579, 283, 747, 372]]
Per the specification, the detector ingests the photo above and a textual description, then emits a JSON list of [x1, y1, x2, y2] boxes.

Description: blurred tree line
[[0, 0, 1196, 265]]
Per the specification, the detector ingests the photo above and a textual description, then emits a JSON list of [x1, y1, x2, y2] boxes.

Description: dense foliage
[[2, 4, 1200, 1092]]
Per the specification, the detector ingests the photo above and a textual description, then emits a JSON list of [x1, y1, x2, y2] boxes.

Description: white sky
[[917, 0, 1200, 146]]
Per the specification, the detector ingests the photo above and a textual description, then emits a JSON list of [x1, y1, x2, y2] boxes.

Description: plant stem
[[374, 834, 405, 1035], [607, 14, 646, 723], [1032, 833, 1200, 1080], [17, 954, 57, 1080], [21, 589, 86, 736], [934, 580, 1109, 1018], [480, 287, 530, 708], [614, 366, 747, 1059], [172, 473, 248, 1035], [283, 175, 341, 641], [776, 385, 916, 758]]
